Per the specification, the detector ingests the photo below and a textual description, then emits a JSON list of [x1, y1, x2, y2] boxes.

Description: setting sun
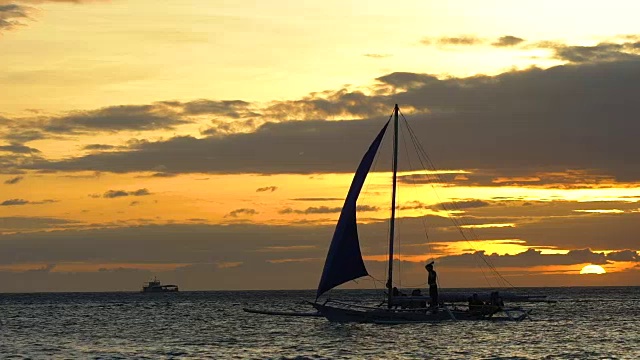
[[580, 264, 606, 275]]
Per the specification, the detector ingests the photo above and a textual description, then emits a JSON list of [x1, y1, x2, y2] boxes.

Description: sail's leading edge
[[316, 120, 390, 299]]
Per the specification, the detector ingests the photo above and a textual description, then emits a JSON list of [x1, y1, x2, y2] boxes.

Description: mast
[[387, 104, 399, 308]]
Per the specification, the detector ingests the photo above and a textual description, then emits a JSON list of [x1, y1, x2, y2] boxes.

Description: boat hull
[[311, 301, 531, 323], [312, 302, 456, 323], [141, 286, 179, 293], [243, 308, 322, 317]]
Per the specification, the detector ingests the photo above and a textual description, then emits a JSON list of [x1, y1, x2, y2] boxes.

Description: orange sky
[[0, 0, 639, 292]]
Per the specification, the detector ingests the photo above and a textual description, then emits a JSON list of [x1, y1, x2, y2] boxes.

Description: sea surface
[[0, 287, 638, 359]]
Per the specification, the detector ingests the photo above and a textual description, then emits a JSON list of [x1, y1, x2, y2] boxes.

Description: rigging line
[[400, 112, 515, 289], [399, 113, 492, 287], [399, 117, 434, 264], [400, 113, 492, 287], [396, 190, 401, 288]]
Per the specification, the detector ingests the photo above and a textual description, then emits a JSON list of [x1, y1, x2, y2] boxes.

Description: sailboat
[[309, 104, 549, 323], [244, 104, 553, 323]]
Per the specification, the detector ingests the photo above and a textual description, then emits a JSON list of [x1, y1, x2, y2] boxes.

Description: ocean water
[[0, 287, 638, 359]]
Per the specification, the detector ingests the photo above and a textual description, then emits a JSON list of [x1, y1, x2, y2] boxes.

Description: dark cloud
[[43, 104, 188, 134], [431, 200, 490, 211], [0, 198, 28, 206], [256, 186, 278, 192], [3, 129, 45, 143], [436, 248, 638, 268], [553, 43, 639, 63], [0, 143, 40, 154], [179, 99, 257, 117], [4, 176, 23, 184], [0, 1, 110, 35], [83, 144, 116, 151], [398, 201, 430, 210], [291, 197, 342, 201], [466, 211, 640, 250], [279, 205, 379, 215], [149, 172, 177, 178], [225, 208, 258, 218], [130, 188, 150, 196], [103, 188, 151, 198], [399, 169, 624, 189], [606, 250, 639, 262], [0, 198, 57, 206], [201, 118, 260, 137], [0, 216, 76, 232], [18, 58, 640, 183], [0, 4, 32, 33], [0, 100, 264, 144], [0, 220, 635, 291], [492, 35, 525, 47], [527, 40, 640, 64]]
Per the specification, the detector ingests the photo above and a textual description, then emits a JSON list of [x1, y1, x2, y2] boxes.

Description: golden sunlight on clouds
[[573, 209, 625, 214], [1, 0, 640, 291]]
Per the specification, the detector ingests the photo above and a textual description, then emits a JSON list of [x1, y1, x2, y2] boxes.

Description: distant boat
[[141, 277, 179, 293]]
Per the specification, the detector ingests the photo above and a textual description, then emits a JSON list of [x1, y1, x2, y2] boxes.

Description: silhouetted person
[[468, 293, 484, 315], [425, 262, 438, 307]]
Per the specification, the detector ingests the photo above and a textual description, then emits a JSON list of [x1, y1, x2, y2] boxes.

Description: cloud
[[0, 4, 33, 33], [0, 1, 110, 35], [4, 176, 23, 184], [527, 40, 640, 64], [0, 1, 107, 3], [398, 201, 430, 210], [553, 43, 639, 63], [83, 144, 116, 151], [606, 250, 639, 262], [0, 198, 57, 206], [0, 220, 636, 291], [0, 143, 40, 154], [1, 100, 263, 144], [177, 99, 258, 117], [225, 208, 258, 218], [256, 186, 277, 192], [492, 35, 524, 47], [0, 198, 28, 206], [279, 205, 379, 215], [102, 188, 151, 198], [435, 248, 638, 268], [291, 197, 342, 201], [436, 36, 481, 46], [42, 104, 189, 134], [15, 57, 640, 184], [3, 129, 44, 143], [431, 200, 490, 211], [364, 53, 391, 58]]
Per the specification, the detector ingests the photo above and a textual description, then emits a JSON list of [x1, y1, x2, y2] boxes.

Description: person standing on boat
[[425, 262, 438, 307]]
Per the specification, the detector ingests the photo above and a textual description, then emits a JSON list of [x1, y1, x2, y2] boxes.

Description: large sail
[[316, 121, 390, 299]]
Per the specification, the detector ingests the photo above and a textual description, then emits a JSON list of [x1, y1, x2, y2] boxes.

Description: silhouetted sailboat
[[309, 104, 548, 323], [245, 104, 552, 322]]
